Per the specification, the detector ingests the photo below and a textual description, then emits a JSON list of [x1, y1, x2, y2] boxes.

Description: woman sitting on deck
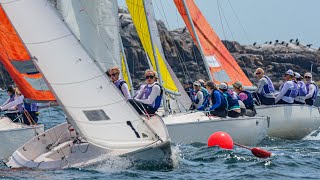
[[129, 69, 163, 115]]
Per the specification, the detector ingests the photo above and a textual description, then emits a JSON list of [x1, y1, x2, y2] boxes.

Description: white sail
[[0, 0, 159, 149], [144, 0, 192, 111], [56, 0, 120, 72]]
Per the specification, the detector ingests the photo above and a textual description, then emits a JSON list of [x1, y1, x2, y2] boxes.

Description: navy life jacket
[[211, 89, 227, 111], [241, 90, 255, 109]]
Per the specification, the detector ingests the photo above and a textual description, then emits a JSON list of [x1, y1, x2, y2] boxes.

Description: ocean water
[[0, 93, 320, 179]]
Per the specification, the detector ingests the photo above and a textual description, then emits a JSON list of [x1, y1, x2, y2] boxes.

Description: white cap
[[193, 81, 201, 86], [304, 72, 312, 78], [218, 83, 228, 90], [294, 72, 301, 79], [285, 69, 294, 76]]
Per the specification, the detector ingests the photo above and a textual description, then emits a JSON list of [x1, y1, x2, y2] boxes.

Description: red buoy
[[207, 131, 234, 150]]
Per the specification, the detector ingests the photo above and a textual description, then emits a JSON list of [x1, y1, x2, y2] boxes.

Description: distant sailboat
[[5, 0, 171, 169], [0, 4, 55, 160], [175, 0, 320, 140], [126, 0, 269, 146]]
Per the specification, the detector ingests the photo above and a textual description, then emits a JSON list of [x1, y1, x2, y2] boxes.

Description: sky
[[118, 0, 320, 47]]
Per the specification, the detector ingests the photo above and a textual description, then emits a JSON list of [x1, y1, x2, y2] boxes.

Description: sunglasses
[[255, 72, 261, 75], [304, 76, 311, 78], [111, 73, 118, 77], [146, 75, 154, 79]]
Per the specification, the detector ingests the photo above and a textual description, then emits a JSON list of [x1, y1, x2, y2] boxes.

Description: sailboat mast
[[119, 34, 135, 96], [182, 0, 213, 81], [142, 0, 168, 114]]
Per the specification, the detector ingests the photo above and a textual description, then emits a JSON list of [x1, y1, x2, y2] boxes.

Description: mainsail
[[0, 6, 55, 101], [126, 0, 192, 110], [0, 0, 159, 149], [174, 0, 252, 86]]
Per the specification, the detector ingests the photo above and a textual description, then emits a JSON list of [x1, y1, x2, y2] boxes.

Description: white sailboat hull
[[256, 105, 320, 139], [163, 112, 269, 146], [6, 115, 172, 169], [0, 117, 44, 160]]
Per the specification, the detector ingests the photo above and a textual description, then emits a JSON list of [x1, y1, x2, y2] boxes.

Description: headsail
[[56, 0, 121, 72], [174, 0, 252, 86], [126, 0, 192, 110], [0, 0, 160, 149], [0, 6, 55, 101], [126, 0, 179, 94]]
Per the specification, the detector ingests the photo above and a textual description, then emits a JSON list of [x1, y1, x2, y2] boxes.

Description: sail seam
[[23, 34, 72, 44]]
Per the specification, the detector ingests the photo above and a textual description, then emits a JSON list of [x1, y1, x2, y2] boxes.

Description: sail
[[174, 0, 252, 86], [126, 0, 192, 110], [0, 0, 159, 149], [126, 0, 179, 94], [121, 53, 131, 90], [56, 0, 121, 72], [0, 6, 55, 101]]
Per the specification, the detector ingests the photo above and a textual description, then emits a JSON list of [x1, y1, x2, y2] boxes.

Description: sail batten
[[174, 0, 252, 86]]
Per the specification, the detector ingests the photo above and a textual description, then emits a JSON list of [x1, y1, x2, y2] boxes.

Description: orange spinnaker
[[174, 0, 252, 86], [0, 6, 55, 101]]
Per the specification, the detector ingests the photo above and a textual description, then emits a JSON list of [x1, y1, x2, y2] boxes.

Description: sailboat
[[0, 5, 57, 160], [5, 0, 171, 169], [125, 0, 269, 146], [175, 0, 320, 140]]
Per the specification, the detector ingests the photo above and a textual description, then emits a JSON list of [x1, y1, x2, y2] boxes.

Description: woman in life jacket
[[218, 83, 241, 118], [293, 72, 307, 104], [193, 81, 204, 109], [129, 69, 163, 115], [233, 81, 256, 117], [252, 68, 276, 105], [275, 69, 298, 104], [109, 66, 131, 100], [1, 86, 15, 108], [201, 81, 228, 118], [304, 72, 319, 106], [0, 87, 38, 125]]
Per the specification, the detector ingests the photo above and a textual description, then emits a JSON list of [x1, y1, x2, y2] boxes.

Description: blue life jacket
[[140, 83, 163, 110], [241, 90, 255, 109], [24, 103, 39, 112], [260, 76, 275, 96], [284, 81, 298, 98], [306, 82, 319, 100], [211, 90, 227, 111], [296, 81, 307, 97], [223, 91, 240, 110]]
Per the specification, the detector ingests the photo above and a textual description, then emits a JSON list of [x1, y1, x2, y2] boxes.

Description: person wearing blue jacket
[[197, 81, 228, 117]]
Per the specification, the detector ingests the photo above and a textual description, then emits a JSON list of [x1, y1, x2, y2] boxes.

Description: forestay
[[0, 0, 158, 149], [174, 0, 252, 86], [56, 0, 120, 72]]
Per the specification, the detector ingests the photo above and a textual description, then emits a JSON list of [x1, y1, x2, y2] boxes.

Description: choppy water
[[0, 93, 320, 179]]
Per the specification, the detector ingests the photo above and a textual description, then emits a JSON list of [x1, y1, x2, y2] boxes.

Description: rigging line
[[217, 0, 227, 42], [158, 0, 190, 79], [227, 0, 251, 44], [218, 1, 244, 81], [0, 0, 23, 5]]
